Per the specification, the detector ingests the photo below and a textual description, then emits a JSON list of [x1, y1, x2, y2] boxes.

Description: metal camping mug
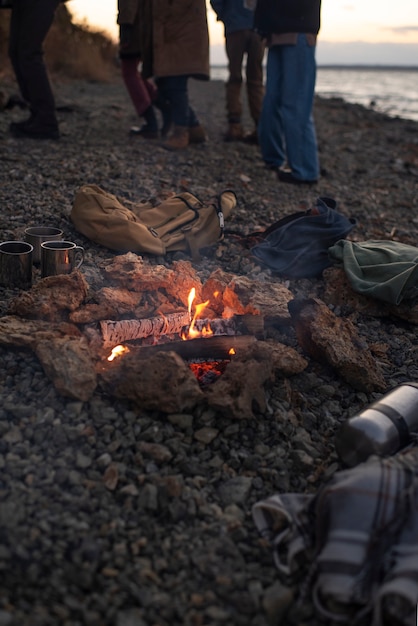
[[0, 240, 33, 289], [24, 226, 64, 265], [40, 240, 84, 277]]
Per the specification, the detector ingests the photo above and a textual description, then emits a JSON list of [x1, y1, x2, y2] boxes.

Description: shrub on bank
[[0, 4, 118, 82]]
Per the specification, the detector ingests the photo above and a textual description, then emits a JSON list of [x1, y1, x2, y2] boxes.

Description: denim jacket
[[210, 0, 255, 34]]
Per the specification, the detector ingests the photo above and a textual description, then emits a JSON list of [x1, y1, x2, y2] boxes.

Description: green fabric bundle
[[328, 239, 418, 305]]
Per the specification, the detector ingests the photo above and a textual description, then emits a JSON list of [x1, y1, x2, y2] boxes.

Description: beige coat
[[138, 0, 210, 80]]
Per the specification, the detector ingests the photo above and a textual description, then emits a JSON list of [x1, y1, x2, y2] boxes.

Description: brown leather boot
[[162, 125, 189, 150], [224, 123, 244, 142], [188, 124, 207, 143]]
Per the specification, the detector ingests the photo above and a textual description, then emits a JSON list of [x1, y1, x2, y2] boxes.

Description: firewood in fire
[[126, 335, 257, 361], [100, 314, 264, 346], [189, 316, 260, 337], [99, 311, 190, 345]]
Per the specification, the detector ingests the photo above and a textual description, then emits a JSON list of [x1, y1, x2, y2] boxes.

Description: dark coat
[[254, 0, 321, 37], [117, 0, 141, 57]]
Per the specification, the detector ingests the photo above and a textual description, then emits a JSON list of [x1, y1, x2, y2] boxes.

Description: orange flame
[[188, 287, 196, 321], [229, 348, 236, 355], [182, 288, 212, 339], [108, 345, 130, 361]]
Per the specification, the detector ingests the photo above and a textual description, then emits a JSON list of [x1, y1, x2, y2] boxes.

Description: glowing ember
[[108, 345, 130, 361], [229, 348, 236, 355], [189, 359, 230, 387]]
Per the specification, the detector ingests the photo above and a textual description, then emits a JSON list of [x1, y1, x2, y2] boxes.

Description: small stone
[[217, 476, 253, 505], [103, 463, 119, 490], [194, 427, 219, 444]]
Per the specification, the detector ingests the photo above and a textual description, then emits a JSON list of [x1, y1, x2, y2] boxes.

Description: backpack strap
[[183, 191, 235, 262]]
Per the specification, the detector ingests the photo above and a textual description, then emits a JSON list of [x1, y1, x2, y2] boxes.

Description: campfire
[[0, 252, 391, 419], [105, 286, 243, 387]]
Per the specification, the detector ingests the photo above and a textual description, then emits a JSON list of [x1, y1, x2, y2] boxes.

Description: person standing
[[138, 0, 210, 151], [254, 0, 321, 184], [118, 0, 159, 138], [117, 0, 172, 139], [210, 0, 265, 143], [8, 0, 61, 140]]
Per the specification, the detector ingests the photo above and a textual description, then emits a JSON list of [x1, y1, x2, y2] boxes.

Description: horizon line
[[210, 63, 418, 70]]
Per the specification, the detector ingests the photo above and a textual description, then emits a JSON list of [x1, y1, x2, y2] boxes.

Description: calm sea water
[[210, 66, 418, 122]]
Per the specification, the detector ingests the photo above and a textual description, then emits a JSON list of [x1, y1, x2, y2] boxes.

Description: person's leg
[[258, 46, 286, 168], [224, 30, 246, 140], [225, 30, 246, 122], [279, 35, 319, 182], [158, 75, 189, 127], [158, 75, 190, 149], [120, 56, 158, 137], [8, 1, 29, 105], [10, 0, 60, 132], [245, 30, 265, 127], [120, 57, 153, 117]]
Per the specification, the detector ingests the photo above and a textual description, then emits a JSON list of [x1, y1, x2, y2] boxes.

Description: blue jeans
[[258, 34, 319, 181], [156, 76, 200, 128]]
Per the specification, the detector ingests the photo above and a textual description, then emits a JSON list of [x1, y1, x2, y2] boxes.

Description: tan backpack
[[70, 184, 237, 260]]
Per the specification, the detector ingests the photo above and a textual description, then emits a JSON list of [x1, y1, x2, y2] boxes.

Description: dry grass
[[0, 4, 118, 82]]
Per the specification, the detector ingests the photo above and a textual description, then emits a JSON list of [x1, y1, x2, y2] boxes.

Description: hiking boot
[[162, 125, 189, 151], [224, 122, 244, 142], [188, 124, 207, 144]]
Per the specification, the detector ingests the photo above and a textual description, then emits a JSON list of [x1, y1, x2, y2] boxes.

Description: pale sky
[[68, 0, 418, 63], [68, 0, 418, 43]]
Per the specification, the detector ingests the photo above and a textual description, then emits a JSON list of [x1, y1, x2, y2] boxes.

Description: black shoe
[[5, 94, 28, 110], [243, 129, 259, 144], [277, 168, 318, 185], [9, 117, 35, 132], [129, 124, 159, 139], [10, 118, 59, 140]]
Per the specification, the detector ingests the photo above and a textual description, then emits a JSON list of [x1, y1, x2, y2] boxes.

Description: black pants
[[9, 0, 60, 127]]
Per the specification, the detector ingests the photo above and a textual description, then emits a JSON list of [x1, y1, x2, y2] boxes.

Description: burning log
[[99, 311, 190, 345], [99, 313, 264, 346], [125, 335, 257, 361]]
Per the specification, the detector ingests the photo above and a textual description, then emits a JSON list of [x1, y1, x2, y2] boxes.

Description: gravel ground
[[0, 74, 417, 626]]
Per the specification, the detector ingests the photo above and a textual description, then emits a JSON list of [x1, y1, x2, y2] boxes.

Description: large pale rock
[[101, 253, 203, 305], [288, 297, 387, 392], [35, 336, 97, 401], [204, 341, 307, 419], [100, 350, 204, 414], [202, 269, 293, 322], [166, 260, 203, 306], [69, 287, 146, 324], [7, 270, 88, 322], [0, 315, 81, 349]]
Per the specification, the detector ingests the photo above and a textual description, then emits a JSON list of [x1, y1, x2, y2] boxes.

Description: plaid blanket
[[253, 448, 418, 625]]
